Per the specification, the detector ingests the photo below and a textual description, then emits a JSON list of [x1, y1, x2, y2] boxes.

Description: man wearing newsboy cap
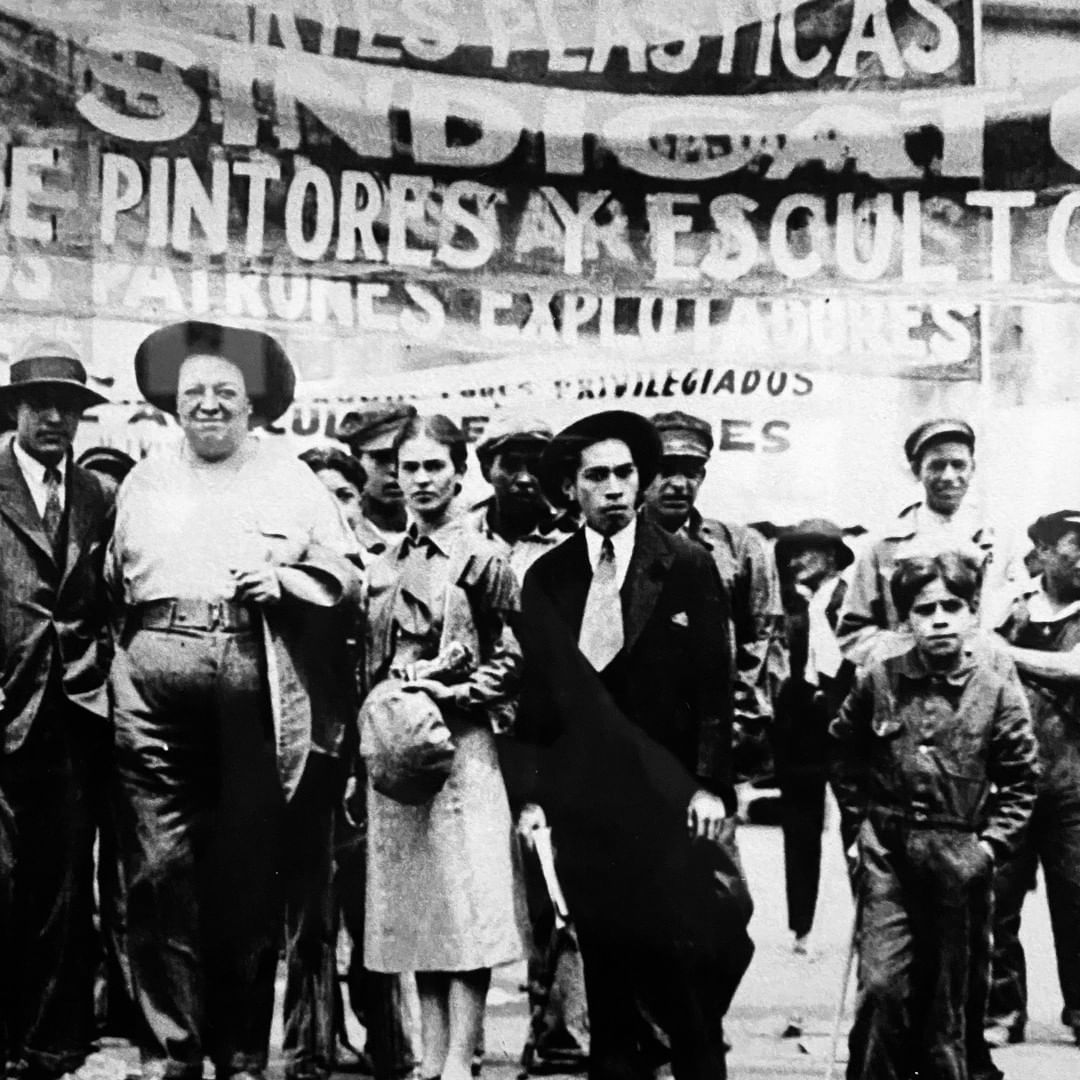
[[0, 338, 111, 1079], [107, 322, 359, 1080], [837, 418, 1026, 666], [985, 509, 1080, 1049]]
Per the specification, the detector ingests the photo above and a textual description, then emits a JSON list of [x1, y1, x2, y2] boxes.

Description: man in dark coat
[[517, 410, 752, 1080], [0, 339, 112, 1079]]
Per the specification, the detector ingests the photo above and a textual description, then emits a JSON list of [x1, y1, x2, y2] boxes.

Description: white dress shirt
[[11, 436, 67, 518], [584, 517, 636, 591]]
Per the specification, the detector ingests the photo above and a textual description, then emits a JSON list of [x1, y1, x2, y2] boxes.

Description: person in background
[[363, 414, 526, 1080], [837, 419, 1026, 667], [0, 339, 112, 1080], [336, 405, 418, 557], [76, 446, 136, 505], [644, 411, 784, 785], [831, 552, 1037, 1080], [107, 321, 358, 1080], [772, 520, 854, 964], [298, 444, 418, 1080], [987, 510, 1080, 1049]]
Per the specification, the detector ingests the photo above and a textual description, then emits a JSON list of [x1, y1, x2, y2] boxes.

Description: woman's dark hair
[[298, 446, 367, 492], [394, 414, 468, 473], [890, 551, 983, 620]]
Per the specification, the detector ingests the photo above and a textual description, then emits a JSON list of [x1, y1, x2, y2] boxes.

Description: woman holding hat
[[361, 414, 526, 1080]]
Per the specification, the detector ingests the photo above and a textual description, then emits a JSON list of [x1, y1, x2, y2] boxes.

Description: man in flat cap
[[771, 522, 853, 964], [0, 338, 112, 1079], [336, 404, 417, 559], [644, 411, 784, 782], [517, 410, 752, 1080], [107, 321, 359, 1080], [985, 509, 1080, 1049], [838, 419, 1026, 666]]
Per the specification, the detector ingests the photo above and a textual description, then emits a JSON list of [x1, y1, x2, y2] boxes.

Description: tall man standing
[[108, 321, 358, 1080], [519, 411, 752, 1080], [838, 419, 1026, 666], [988, 510, 1080, 1048], [0, 339, 112, 1079], [643, 411, 784, 780]]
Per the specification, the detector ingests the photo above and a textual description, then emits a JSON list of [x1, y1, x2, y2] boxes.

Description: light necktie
[[578, 536, 624, 671], [42, 467, 63, 553]]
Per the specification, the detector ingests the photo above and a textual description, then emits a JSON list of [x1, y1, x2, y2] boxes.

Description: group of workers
[[0, 321, 1077, 1080]]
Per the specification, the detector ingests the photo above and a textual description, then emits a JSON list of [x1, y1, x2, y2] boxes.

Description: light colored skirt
[[364, 717, 529, 972]]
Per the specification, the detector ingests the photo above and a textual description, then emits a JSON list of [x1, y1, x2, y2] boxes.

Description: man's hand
[[687, 790, 727, 844], [231, 564, 281, 605]]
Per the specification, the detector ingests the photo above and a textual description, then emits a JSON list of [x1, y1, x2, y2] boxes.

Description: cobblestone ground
[[81, 803, 1079, 1080]]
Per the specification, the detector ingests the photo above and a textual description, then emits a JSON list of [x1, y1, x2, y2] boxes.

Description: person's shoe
[[793, 934, 810, 956]]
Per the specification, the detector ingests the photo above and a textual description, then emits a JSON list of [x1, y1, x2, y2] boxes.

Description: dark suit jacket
[[522, 516, 732, 802], [0, 440, 111, 754]]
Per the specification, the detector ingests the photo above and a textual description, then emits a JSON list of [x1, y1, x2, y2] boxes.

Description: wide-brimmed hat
[[0, 338, 109, 412], [775, 518, 854, 571], [336, 403, 418, 452], [134, 321, 295, 423], [539, 410, 662, 508], [904, 418, 975, 471]]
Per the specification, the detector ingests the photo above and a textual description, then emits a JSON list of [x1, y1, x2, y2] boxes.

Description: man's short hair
[[298, 446, 367, 492], [890, 551, 983, 620]]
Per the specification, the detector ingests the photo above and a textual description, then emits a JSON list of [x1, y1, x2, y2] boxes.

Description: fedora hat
[[0, 338, 109, 412], [134, 321, 296, 423], [539, 410, 662, 508], [775, 518, 854, 571]]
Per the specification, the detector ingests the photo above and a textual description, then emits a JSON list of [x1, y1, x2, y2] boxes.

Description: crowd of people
[[0, 322, 1078, 1080]]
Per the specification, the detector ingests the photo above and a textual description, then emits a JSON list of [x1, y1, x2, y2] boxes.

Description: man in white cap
[[0, 337, 111, 1079], [107, 322, 359, 1080]]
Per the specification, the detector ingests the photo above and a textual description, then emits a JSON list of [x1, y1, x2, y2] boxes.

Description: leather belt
[[132, 598, 255, 633]]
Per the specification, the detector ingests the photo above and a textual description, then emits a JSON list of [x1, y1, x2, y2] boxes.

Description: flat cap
[[904, 418, 975, 469], [336, 403, 418, 452], [76, 445, 136, 482], [1027, 510, 1080, 546], [476, 415, 553, 465], [650, 410, 714, 459], [539, 410, 661, 508]]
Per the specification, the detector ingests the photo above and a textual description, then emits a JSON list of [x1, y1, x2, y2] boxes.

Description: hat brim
[[134, 321, 295, 424], [539, 411, 662, 508], [775, 530, 854, 571], [0, 378, 109, 412]]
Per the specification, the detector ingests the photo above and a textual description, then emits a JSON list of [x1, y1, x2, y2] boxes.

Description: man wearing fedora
[[336, 404, 417, 559], [516, 410, 752, 1080], [838, 419, 1026, 667], [0, 338, 112, 1079], [107, 321, 359, 1080], [772, 520, 854, 961]]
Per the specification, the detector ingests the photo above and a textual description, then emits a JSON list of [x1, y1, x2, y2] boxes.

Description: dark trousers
[[576, 923, 727, 1080], [778, 772, 828, 939], [0, 691, 99, 1076], [112, 625, 335, 1080], [988, 779, 1080, 1032], [848, 820, 995, 1080]]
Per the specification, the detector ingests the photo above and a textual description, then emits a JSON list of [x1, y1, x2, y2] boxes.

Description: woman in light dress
[[362, 415, 528, 1080]]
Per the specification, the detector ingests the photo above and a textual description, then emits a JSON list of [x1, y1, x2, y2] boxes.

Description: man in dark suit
[[0, 339, 112, 1079], [518, 410, 751, 1080]]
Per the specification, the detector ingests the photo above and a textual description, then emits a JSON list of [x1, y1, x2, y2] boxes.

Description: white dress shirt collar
[[584, 516, 636, 591], [11, 435, 67, 517]]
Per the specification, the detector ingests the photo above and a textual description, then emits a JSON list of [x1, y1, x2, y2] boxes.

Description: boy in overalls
[[831, 551, 1038, 1080]]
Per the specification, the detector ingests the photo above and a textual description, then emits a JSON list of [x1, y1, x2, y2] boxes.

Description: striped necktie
[[578, 536, 624, 671], [42, 467, 63, 553]]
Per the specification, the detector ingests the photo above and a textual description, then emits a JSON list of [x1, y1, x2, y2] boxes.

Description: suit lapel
[[622, 518, 675, 654], [0, 441, 55, 564], [59, 465, 97, 588], [549, 529, 592, 638]]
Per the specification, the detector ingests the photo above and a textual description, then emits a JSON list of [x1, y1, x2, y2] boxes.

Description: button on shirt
[[109, 438, 357, 603], [11, 436, 66, 518], [584, 517, 635, 591]]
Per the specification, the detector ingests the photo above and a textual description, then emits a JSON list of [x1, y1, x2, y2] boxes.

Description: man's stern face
[[645, 454, 706, 528], [176, 353, 251, 463], [908, 578, 975, 664], [568, 438, 639, 537], [1038, 528, 1080, 601], [787, 544, 837, 593], [489, 444, 547, 515], [357, 442, 402, 508], [14, 388, 82, 466]]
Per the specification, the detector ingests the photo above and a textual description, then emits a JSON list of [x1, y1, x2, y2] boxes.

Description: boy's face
[[908, 578, 975, 662]]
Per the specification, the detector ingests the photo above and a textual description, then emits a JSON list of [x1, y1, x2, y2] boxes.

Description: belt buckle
[[207, 600, 225, 631]]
